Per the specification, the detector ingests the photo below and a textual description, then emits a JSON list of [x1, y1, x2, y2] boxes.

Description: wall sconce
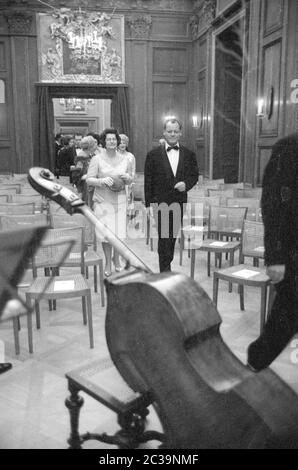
[[256, 98, 265, 118], [164, 114, 177, 121], [0, 80, 5, 104], [256, 86, 274, 119], [192, 107, 203, 129]]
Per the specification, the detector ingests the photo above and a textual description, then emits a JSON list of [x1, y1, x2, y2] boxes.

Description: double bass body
[[105, 270, 298, 449], [27, 167, 298, 449]]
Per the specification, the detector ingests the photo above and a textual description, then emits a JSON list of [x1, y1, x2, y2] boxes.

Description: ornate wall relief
[[202, 0, 216, 24], [4, 11, 33, 35], [126, 14, 152, 39], [37, 9, 125, 83], [189, 0, 216, 38]]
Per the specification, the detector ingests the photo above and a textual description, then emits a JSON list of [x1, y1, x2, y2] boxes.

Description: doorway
[[211, 17, 245, 182], [53, 98, 111, 137], [36, 83, 130, 169]]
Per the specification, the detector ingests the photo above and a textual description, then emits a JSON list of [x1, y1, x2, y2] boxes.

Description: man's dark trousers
[[154, 202, 183, 272]]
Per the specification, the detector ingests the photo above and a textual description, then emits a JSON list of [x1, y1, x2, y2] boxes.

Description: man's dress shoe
[[0, 363, 12, 375]]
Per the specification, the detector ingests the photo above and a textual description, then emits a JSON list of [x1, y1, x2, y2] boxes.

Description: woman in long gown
[[86, 128, 133, 276]]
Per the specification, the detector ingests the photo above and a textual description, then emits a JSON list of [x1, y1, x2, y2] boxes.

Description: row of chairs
[[0, 210, 105, 355], [182, 206, 271, 334]]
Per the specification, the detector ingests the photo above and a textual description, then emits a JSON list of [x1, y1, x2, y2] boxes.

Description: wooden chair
[[236, 188, 262, 199], [0, 171, 13, 178], [219, 182, 245, 190], [188, 187, 208, 197], [0, 202, 35, 215], [23, 227, 94, 353], [65, 360, 163, 449], [226, 197, 260, 221], [50, 213, 105, 306], [207, 188, 236, 205], [189, 206, 247, 280], [0, 188, 18, 200], [200, 178, 224, 188], [0, 213, 49, 231], [180, 200, 207, 265], [20, 187, 40, 196], [11, 194, 45, 212], [0, 194, 8, 203], [47, 200, 64, 215], [11, 173, 28, 181], [0, 215, 50, 355], [213, 220, 271, 333], [0, 183, 21, 193]]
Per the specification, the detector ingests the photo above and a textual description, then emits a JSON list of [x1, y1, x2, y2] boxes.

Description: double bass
[[29, 167, 298, 449]]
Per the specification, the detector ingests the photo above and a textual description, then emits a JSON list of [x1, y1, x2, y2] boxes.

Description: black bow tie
[[167, 145, 179, 151]]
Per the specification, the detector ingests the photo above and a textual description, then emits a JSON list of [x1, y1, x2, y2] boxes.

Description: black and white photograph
[[0, 0, 298, 453]]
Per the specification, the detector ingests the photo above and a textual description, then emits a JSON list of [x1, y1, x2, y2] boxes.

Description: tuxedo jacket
[[144, 144, 199, 207]]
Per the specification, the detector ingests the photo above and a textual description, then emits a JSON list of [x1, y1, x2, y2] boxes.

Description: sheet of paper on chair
[[231, 269, 259, 279], [53, 280, 75, 291], [209, 241, 228, 247], [254, 246, 264, 252]]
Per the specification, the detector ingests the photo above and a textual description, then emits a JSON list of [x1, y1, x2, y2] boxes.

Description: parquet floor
[[0, 235, 297, 449]]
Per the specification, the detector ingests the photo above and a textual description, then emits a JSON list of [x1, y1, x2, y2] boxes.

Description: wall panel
[[152, 81, 187, 138], [153, 47, 188, 75], [263, 0, 283, 35], [257, 147, 272, 184], [0, 36, 15, 172]]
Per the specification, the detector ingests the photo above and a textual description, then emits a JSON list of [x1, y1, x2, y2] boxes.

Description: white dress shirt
[[166, 144, 179, 176]]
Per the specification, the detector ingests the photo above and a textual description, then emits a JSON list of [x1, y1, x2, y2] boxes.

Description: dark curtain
[[111, 86, 130, 137], [37, 86, 55, 171]]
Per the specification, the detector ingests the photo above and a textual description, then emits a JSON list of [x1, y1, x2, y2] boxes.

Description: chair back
[[0, 171, 13, 179], [236, 188, 262, 199], [188, 187, 208, 197], [241, 220, 265, 259], [20, 187, 40, 196], [0, 213, 49, 231], [219, 182, 245, 190], [132, 173, 145, 202], [11, 173, 28, 181], [0, 187, 18, 199], [47, 200, 64, 215], [186, 195, 220, 221], [226, 197, 260, 221], [33, 226, 85, 274], [200, 178, 224, 188], [208, 205, 247, 237], [207, 188, 236, 204], [11, 194, 44, 212], [50, 213, 95, 247], [0, 194, 8, 203], [0, 202, 35, 215], [0, 183, 21, 193]]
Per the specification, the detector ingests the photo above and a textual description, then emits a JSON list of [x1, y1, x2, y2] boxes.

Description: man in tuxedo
[[145, 118, 199, 272]]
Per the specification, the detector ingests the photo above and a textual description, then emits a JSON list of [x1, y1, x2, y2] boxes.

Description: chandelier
[[50, 8, 113, 65]]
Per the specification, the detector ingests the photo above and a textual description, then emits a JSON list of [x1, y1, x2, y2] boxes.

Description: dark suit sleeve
[[184, 150, 199, 192], [144, 151, 154, 207], [261, 137, 297, 266]]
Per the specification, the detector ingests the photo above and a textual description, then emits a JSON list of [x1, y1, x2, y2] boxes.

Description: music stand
[[0, 225, 75, 322]]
